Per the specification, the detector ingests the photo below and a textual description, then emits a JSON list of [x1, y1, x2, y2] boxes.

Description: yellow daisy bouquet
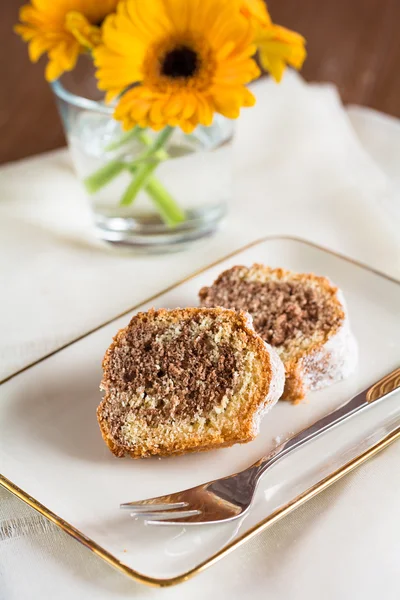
[[16, 0, 306, 247]]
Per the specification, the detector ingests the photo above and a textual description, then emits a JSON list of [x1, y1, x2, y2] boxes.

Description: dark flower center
[[161, 46, 199, 78]]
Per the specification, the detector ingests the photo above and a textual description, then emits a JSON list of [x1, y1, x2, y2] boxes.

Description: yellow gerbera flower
[[240, 0, 306, 83], [15, 0, 118, 81], [94, 0, 260, 133]]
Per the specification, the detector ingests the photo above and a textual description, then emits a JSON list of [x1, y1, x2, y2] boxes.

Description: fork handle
[[253, 367, 400, 479]]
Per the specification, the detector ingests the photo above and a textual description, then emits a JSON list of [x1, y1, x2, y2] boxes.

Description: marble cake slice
[[98, 307, 284, 458], [199, 265, 357, 403]]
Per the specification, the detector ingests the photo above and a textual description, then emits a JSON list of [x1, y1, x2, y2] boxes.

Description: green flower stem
[[120, 127, 174, 207], [120, 161, 159, 206], [84, 159, 125, 194], [147, 126, 174, 154], [127, 149, 168, 168], [135, 128, 170, 162], [137, 131, 153, 146], [84, 125, 184, 227], [146, 177, 185, 226], [84, 127, 171, 196], [138, 133, 169, 161], [124, 164, 185, 226], [104, 125, 141, 152]]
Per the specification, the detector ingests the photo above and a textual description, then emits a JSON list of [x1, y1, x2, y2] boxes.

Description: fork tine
[[145, 512, 209, 526], [129, 509, 201, 521], [120, 501, 188, 511]]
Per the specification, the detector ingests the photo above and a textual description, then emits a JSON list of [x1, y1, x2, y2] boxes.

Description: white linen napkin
[[1, 72, 399, 599], [347, 104, 400, 224]]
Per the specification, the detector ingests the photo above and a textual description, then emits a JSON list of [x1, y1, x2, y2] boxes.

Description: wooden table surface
[[1, 0, 399, 164]]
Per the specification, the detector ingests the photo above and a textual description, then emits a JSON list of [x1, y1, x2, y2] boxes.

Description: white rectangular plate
[[1, 237, 399, 587]]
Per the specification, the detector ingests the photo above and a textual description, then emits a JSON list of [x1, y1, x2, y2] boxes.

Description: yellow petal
[[259, 53, 285, 82], [180, 119, 196, 134], [269, 24, 306, 46], [243, 87, 256, 107], [125, 0, 172, 43], [150, 99, 167, 124], [163, 95, 185, 117], [28, 36, 49, 61], [215, 40, 235, 60], [214, 57, 260, 85], [163, 0, 205, 33], [195, 95, 214, 126], [211, 88, 243, 119], [240, 0, 272, 28], [65, 11, 101, 50], [14, 24, 36, 42], [19, 5, 42, 26], [105, 89, 120, 103], [256, 23, 306, 78], [148, 120, 165, 131], [50, 40, 80, 71], [45, 58, 65, 81], [102, 16, 146, 58], [182, 96, 196, 120]]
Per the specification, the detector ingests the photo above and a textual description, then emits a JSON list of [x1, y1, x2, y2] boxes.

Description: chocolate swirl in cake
[[101, 314, 241, 441], [199, 268, 342, 348]]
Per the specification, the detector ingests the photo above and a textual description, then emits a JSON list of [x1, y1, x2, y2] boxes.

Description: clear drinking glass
[[51, 65, 233, 252]]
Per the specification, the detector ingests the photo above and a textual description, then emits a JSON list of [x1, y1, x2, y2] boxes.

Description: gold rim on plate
[[1, 236, 400, 587]]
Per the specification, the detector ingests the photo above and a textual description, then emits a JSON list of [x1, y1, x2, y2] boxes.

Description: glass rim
[[51, 79, 114, 115]]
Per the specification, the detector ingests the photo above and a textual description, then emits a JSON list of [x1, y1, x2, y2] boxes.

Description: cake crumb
[[200, 270, 341, 347]]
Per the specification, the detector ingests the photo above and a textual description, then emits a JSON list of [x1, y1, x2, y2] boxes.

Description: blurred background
[[1, 0, 400, 164]]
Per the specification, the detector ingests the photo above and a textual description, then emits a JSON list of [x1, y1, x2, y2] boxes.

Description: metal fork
[[120, 367, 400, 525]]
